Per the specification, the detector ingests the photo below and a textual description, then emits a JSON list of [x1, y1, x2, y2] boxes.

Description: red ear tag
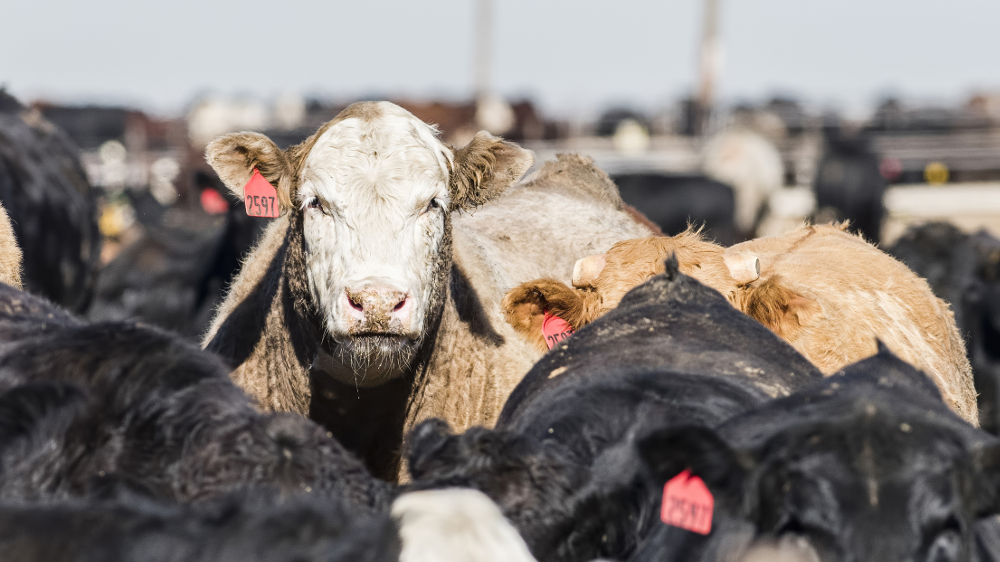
[[243, 169, 280, 218], [661, 469, 714, 535], [200, 188, 229, 215], [541, 311, 575, 350]]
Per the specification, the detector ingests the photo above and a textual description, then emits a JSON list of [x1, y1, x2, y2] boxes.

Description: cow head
[[637, 352, 1000, 562], [206, 102, 533, 385]]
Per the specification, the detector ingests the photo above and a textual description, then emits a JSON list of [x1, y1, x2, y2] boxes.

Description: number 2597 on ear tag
[[243, 169, 280, 218]]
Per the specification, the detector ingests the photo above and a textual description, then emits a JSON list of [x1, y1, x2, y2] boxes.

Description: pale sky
[[4, 0, 999, 118]]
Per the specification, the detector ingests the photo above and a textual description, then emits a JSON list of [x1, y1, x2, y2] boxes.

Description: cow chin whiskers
[[333, 333, 418, 381]]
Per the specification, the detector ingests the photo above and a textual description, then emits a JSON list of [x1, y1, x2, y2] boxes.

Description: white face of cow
[[297, 107, 453, 380], [205, 101, 534, 387]]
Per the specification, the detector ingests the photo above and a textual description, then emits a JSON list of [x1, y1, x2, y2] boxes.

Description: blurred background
[[2, 0, 1000, 339]]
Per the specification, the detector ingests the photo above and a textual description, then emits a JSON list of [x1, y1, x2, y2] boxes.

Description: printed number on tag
[[243, 169, 280, 218], [661, 469, 714, 535]]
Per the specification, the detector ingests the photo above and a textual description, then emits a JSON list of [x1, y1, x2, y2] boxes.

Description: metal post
[[696, 0, 721, 136], [474, 0, 493, 102]]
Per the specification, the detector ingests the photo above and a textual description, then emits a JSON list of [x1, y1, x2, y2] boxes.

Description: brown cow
[[503, 224, 978, 424]]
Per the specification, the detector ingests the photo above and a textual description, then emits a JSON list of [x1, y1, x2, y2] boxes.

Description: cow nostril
[[348, 295, 364, 312], [393, 298, 407, 312]]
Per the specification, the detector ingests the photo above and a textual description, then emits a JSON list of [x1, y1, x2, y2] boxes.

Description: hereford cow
[[504, 224, 978, 424], [202, 101, 652, 479]]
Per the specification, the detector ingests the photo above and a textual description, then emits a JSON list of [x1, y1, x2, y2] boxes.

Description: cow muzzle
[[340, 282, 415, 335]]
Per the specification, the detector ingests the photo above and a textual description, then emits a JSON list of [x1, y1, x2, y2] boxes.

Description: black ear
[[449, 131, 534, 211], [637, 425, 753, 507], [406, 418, 459, 481]]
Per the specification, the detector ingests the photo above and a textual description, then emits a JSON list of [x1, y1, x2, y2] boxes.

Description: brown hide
[[503, 224, 978, 425]]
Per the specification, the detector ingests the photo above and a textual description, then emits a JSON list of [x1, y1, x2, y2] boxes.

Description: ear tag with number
[[661, 469, 714, 535], [243, 169, 280, 218], [541, 311, 575, 350]]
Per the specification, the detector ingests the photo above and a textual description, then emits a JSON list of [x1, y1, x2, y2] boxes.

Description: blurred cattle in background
[[812, 126, 887, 243], [889, 222, 1000, 433], [86, 172, 268, 338], [611, 173, 737, 244], [0, 91, 101, 312], [701, 129, 785, 239]]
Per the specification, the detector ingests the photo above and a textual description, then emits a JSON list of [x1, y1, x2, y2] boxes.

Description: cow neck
[[305, 215, 454, 482]]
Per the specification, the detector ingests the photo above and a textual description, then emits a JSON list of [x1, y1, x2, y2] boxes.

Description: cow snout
[[343, 284, 412, 330]]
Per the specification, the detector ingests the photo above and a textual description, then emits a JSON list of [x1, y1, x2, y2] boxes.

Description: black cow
[[408, 257, 822, 562], [812, 128, 887, 244], [87, 175, 268, 338], [635, 346, 1000, 562], [888, 222, 1000, 434], [0, 489, 399, 562], [0, 283, 390, 510], [611, 173, 738, 244], [0, 91, 101, 311]]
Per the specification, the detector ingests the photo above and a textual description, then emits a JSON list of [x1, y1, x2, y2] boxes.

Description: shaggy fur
[[0, 490, 399, 562], [408, 261, 821, 562], [633, 348, 997, 562], [203, 102, 650, 479], [0, 283, 390, 510], [504, 224, 979, 425]]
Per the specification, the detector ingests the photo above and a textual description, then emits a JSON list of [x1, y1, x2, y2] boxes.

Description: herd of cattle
[[1, 94, 1000, 562]]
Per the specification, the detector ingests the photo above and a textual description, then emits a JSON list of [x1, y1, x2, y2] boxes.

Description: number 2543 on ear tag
[[243, 169, 280, 218]]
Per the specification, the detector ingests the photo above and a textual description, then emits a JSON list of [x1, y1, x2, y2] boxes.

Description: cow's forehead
[[298, 105, 451, 201]]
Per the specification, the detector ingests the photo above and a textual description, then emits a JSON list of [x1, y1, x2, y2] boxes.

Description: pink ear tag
[[661, 469, 714, 535], [243, 169, 280, 218], [541, 311, 575, 350]]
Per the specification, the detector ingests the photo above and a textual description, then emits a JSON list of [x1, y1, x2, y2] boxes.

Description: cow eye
[[423, 199, 440, 214], [307, 197, 323, 210]]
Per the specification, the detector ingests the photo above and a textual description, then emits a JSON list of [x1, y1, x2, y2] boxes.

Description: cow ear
[[406, 418, 460, 481], [205, 132, 295, 210], [638, 425, 754, 509], [737, 276, 822, 340], [502, 279, 599, 352], [449, 131, 534, 211]]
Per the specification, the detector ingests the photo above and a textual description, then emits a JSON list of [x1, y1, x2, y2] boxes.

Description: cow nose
[[343, 285, 411, 326]]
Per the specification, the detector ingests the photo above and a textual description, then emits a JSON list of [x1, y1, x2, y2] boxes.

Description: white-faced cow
[[202, 102, 652, 479]]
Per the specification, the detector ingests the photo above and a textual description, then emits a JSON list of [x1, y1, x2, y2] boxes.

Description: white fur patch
[[392, 489, 537, 562], [296, 103, 455, 381]]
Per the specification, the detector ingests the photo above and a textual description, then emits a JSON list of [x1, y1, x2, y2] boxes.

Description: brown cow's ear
[[502, 279, 596, 353], [737, 276, 823, 340], [449, 131, 534, 211], [205, 132, 295, 210], [573, 254, 607, 289]]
